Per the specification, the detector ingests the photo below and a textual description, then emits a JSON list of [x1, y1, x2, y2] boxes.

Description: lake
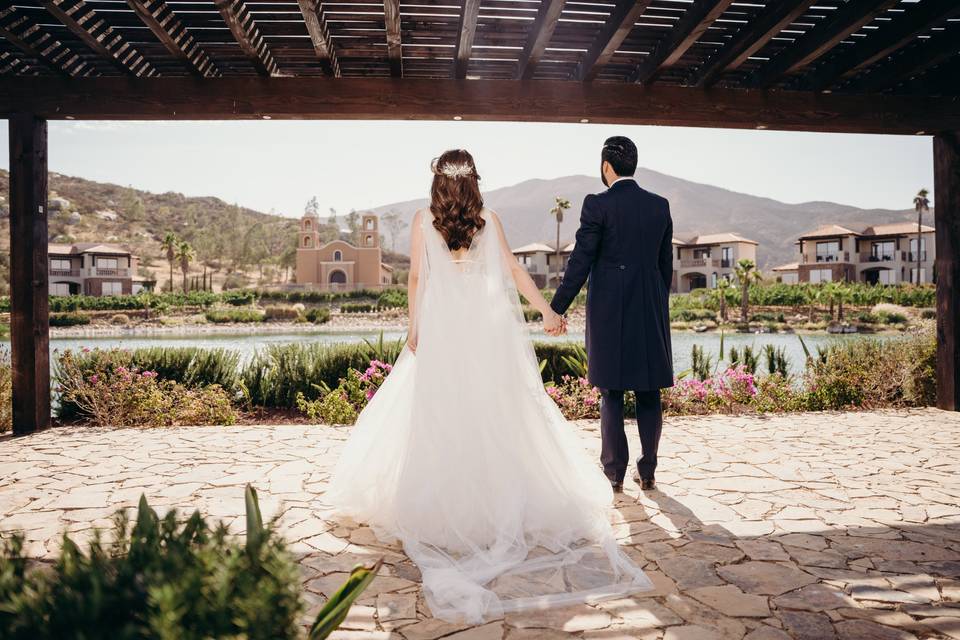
[[47, 329, 880, 376]]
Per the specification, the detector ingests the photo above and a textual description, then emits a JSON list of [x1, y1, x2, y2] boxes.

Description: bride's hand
[[544, 311, 565, 336], [407, 333, 418, 354]]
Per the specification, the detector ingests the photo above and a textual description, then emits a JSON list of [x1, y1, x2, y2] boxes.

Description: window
[[877, 270, 895, 285], [816, 241, 840, 262], [693, 248, 711, 259], [50, 259, 72, 271], [711, 272, 718, 288], [870, 241, 895, 261], [721, 247, 732, 268], [50, 282, 71, 296], [909, 237, 927, 261], [809, 268, 832, 284], [333, 250, 343, 261], [365, 219, 374, 230], [97, 257, 119, 269], [304, 236, 313, 248], [304, 219, 312, 230], [911, 268, 927, 284], [102, 281, 123, 295], [365, 234, 374, 246]]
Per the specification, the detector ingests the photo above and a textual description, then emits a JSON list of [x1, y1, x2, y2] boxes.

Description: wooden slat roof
[[0, 0, 956, 95]]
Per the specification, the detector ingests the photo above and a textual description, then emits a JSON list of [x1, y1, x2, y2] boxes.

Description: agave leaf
[[309, 559, 384, 640], [796, 333, 812, 361], [244, 484, 264, 552]]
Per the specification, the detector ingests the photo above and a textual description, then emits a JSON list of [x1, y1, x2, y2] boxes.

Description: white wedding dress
[[326, 209, 652, 623]]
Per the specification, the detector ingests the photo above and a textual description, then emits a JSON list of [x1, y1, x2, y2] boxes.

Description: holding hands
[[544, 310, 567, 336]]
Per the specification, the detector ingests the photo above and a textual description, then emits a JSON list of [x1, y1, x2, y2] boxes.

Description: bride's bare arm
[[407, 210, 425, 352], [489, 212, 563, 324]]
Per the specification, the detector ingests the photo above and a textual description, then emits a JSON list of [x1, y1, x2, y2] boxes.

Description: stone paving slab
[[3, 409, 960, 639]]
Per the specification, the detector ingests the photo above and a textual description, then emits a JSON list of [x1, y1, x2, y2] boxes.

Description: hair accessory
[[439, 162, 475, 179]]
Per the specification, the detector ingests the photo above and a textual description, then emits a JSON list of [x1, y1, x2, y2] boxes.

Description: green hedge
[[205, 308, 265, 323], [49, 312, 91, 327]]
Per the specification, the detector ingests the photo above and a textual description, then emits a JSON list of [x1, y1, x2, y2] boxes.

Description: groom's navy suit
[[550, 178, 674, 483]]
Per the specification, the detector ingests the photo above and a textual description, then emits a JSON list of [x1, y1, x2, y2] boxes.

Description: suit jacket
[[550, 179, 674, 391]]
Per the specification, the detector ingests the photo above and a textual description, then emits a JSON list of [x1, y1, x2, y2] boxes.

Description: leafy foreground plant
[[0, 485, 381, 640]]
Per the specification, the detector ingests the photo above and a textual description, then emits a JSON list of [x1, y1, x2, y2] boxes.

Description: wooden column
[[934, 131, 960, 411], [8, 113, 51, 434]]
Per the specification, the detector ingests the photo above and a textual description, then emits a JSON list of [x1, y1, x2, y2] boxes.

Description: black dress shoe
[[632, 470, 656, 491], [611, 481, 624, 493]]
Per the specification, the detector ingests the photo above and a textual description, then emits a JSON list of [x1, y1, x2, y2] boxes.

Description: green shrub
[[920, 308, 936, 319], [670, 308, 715, 322], [49, 312, 90, 327], [264, 305, 300, 321], [878, 311, 908, 324], [750, 311, 785, 323], [109, 313, 130, 325], [240, 343, 371, 408], [205, 308, 265, 323], [804, 332, 936, 410], [340, 303, 376, 314], [856, 312, 880, 324], [0, 486, 380, 640], [533, 342, 587, 383], [305, 307, 331, 324], [0, 347, 10, 433], [376, 289, 408, 309]]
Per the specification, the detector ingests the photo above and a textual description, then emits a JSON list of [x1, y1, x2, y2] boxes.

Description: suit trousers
[[598, 388, 662, 483]]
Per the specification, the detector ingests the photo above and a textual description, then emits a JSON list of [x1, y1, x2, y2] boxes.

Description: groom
[[550, 136, 674, 492]]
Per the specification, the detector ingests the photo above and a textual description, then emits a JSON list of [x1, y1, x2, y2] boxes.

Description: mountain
[[370, 168, 923, 269]]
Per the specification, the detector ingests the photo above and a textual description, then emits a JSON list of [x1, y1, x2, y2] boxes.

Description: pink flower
[[89, 374, 99, 383]]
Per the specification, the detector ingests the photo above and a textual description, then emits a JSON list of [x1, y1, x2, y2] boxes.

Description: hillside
[[370, 169, 924, 269], [0, 169, 304, 292]]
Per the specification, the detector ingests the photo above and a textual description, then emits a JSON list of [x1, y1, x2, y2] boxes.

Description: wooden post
[[8, 113, 51, 434], [934, 131, 960, 411]]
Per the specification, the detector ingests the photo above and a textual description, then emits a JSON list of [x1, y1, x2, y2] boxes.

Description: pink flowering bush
[[56, 349, 236, 427], [359, 360, 393, 401], [545, 375, 602, 420], [662, 365, 758, 415]]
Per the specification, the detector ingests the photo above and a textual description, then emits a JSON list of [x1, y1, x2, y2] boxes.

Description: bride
[[326, 149, 652, 623]]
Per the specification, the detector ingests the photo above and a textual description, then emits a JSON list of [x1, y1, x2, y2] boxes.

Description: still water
[[48, 329, 879, 376]]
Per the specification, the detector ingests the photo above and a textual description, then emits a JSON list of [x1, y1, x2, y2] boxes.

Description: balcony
[[49, 269, 80, 277], [680, 258, 720, 268], [805, 252, 850, 264], [90, 267, 130, 277], [858, 252, 897, 263], [907, 251, 928, 262]]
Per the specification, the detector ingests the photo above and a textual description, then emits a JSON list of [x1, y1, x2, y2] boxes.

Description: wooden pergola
[[1, 0, 959, 432]]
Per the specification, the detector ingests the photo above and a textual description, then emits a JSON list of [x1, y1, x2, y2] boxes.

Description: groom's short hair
[[602, 136, 638, 177]]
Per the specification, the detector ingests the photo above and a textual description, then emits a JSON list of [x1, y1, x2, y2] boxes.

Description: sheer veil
[[326, 208, 652, 623]]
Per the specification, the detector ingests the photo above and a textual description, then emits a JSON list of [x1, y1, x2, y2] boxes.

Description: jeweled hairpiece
[[438, 162, 475, 179]]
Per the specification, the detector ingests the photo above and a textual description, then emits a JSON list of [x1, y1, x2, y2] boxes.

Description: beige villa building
[[795, 222, 936, 284], [48, 243, 152, 296], [671, 232, 758, 293], [295, 211, 393, 290]]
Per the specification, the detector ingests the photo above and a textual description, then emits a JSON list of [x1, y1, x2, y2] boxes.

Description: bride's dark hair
[[429, 149, 485, 251]]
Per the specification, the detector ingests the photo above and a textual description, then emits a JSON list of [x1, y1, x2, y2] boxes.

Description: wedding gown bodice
[[326, 209, 652, 622]]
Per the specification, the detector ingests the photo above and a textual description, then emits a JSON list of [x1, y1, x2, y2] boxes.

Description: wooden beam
[[749, 0, 900, 89], [516, 0, 564, 80], [0, 5, 95, 78], [213, 0, 279, 77], [935, 131, 960, 411], [0, 51, 29, 76], [802, 0, 960, 92], [296, 0, 339, 77], [40, 0, 157, 77], [630, 0, 734, 85], [384, 0, 402, 77], [454, 0, 482, 78], [852, 24, 959, 94], [689, 0, 818, 88], [8, 113, 51, 435], [125, 0, 220, 77], [1, 77, 959, 135], [576, 0, 654, 82]]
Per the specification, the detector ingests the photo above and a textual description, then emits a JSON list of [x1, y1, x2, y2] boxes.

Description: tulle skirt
[[325, 268, 652, 623]]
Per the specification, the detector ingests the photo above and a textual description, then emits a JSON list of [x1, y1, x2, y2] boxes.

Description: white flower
[[440, 162, 474, 179]]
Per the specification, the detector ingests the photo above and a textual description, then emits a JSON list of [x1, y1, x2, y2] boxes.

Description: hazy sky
[[0, 120, 934, 217]]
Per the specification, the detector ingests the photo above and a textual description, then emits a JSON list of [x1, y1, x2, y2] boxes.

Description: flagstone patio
[[2, 409, 960, 639]]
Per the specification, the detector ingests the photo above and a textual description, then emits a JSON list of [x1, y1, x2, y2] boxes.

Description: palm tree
[[913, 188, 930, 284], [160, 232, 179, 293], [733, 259, 761, 322], [835, 282, 851, 321], [715, 277, 732, 322], [549, 197, 571, 288], [822, 281, 841, 321], [175, 240, 195, 292], [803, 284, 821, 323]]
